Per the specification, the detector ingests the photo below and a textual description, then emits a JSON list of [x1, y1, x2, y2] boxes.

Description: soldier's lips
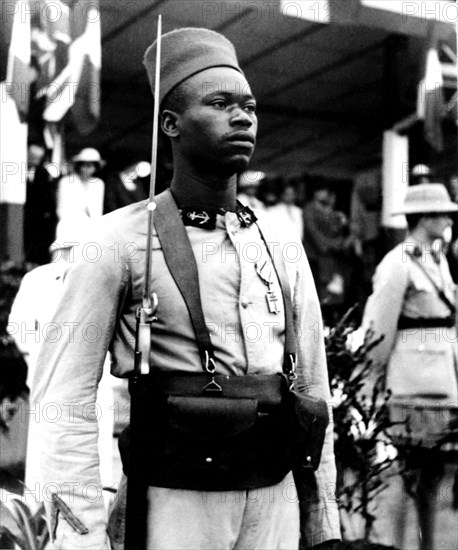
[[227, 133, 256, 147]]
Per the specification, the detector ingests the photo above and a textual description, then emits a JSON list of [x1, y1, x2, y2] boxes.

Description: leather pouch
[[286, 390, 330, 470], [167, 396, 258, 439], [144, 375, 292, 490], [119, 372, 329, 490]]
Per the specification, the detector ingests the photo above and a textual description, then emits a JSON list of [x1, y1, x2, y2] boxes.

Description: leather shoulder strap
[[154, 189, 215, 366], [154, 190, 297, 374]]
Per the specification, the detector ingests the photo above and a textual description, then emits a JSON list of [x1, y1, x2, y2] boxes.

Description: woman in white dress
[[57, 148, 105, 222]]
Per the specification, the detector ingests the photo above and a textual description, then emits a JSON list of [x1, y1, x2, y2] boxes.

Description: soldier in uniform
[[33, 28, 340, 549], [361, 183, 458, 550]]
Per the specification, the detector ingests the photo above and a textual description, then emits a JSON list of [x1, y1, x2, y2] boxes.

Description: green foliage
[[0, 499, 49, 550], [326, 307, 398, 539], [0, 263, 29, 429]]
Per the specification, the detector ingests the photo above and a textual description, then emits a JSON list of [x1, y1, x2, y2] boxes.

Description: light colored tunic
[[361, 237, 458, 550], [362, 238, 458, 440], [32, 200, 340, 549]]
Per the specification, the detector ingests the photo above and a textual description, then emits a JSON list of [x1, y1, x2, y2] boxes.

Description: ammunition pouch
[[119, 371, 329, 491]]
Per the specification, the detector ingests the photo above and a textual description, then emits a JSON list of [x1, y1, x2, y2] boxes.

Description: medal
[[265, 287, 280, 314], [255, 259, 280, 314]]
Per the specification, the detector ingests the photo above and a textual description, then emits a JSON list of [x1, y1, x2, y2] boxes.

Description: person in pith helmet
[[361, 183, 458, 549]]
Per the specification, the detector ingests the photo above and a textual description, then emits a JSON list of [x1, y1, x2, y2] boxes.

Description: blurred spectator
[[24, 143, 58, 265], [8, 220, 116, 498], [446, 174, 458, 282], [237, 170, 265, 211], [303, 186, 352, 324], [258, 176, 282, 208], [57, 148, 105, 222], [360, 183, 457, 549], [104, 153, 150, 214], [267, 182, 303, 242], [410, 163, 432, 186], [292, 177, 306, 208], [350, 168, 383, 311], [8, 220, 84, 387]]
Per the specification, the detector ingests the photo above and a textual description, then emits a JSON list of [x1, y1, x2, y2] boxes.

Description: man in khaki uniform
[[362, 183, 458, 550]]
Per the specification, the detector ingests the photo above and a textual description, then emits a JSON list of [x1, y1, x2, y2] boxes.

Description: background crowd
[[21, 142, 458, 327], [2, 144, 458, 550]]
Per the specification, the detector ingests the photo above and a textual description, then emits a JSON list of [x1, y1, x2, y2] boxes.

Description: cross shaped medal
[[255, 260, 280, 314]]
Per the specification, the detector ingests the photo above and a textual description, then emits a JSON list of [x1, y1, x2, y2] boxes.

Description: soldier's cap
[[144, 27, 243, 107], [392, 183, 458, 215]]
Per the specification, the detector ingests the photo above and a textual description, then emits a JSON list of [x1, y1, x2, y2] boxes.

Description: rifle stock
[[124, 14, 162, 549], [124, 344, 148, 549]]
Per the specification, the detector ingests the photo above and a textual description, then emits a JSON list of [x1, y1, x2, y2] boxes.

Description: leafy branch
[[0, 500, 49, 550], [325, 306, 399, 539]]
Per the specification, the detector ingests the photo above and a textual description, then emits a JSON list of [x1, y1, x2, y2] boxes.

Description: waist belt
[[398, 316, 455, 329], [120, 371, 329, 491]]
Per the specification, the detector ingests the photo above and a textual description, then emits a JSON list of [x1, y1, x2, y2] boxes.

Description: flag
[[0, 2, 14, 81], [417, 47, 446, 152], [33, 0, 101, 136], [440, 43, 457, 126], [0, 0, 31, 208], [5, 0, 34, 120]]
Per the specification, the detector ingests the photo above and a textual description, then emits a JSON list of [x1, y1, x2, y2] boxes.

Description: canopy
[[67, 0, 457, 179]]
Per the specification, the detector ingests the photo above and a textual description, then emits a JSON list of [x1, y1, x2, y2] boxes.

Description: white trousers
[[110, 472, 300, 550]]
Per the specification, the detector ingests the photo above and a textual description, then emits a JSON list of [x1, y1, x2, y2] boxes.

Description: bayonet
[[125, 14, 162, 550]]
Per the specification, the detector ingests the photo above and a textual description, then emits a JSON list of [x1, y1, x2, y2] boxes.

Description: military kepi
[[144, 27, 244, 106]]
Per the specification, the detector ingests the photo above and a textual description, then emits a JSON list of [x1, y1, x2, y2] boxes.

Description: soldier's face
[[423, 213, 453, 240], [175, 67, 258, 176]]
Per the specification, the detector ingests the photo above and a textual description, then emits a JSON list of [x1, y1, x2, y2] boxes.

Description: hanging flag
[[417, 47, 445, 152], [0, 3, 14, 81], [33, 0, 101, 136], [439, 43, 457, 126], [5, 0, 34, 120], [0, 0, 31, 209]]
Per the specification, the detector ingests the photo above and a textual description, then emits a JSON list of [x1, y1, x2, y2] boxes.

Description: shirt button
[[241, 297, 250, 308]]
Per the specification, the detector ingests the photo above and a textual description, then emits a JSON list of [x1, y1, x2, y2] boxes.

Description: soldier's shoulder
[[93, 201, 148, 245]]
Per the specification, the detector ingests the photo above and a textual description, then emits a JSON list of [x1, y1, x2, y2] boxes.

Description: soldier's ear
[[161, 111, 180, 138]]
